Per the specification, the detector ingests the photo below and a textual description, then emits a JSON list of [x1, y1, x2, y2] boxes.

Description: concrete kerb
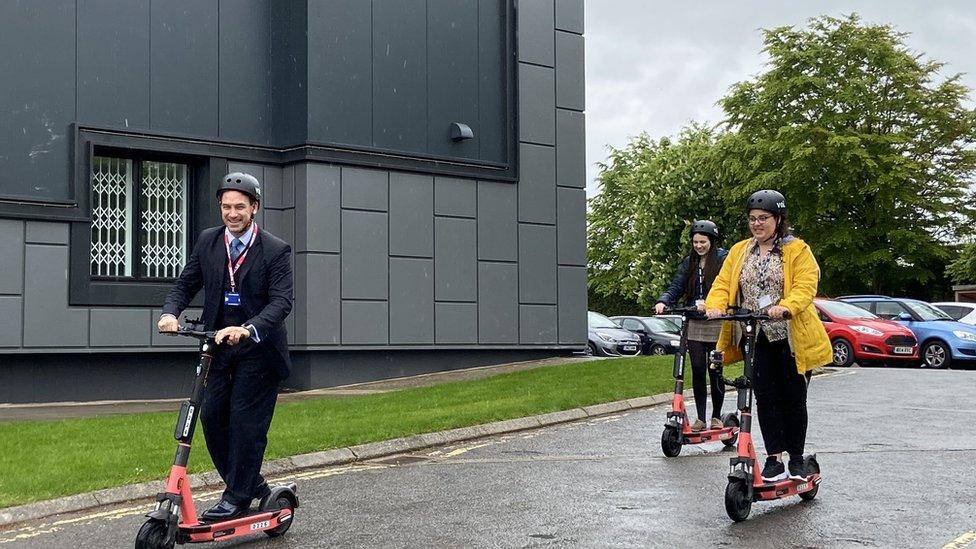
[[4, 372, 837, 529]]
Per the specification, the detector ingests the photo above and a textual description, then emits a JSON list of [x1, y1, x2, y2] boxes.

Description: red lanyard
[[224, 223, 259, 293]]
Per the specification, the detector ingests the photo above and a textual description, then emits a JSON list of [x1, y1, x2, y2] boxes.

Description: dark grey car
[[611, 316, 682, 356], [587, 311, 642, 357]]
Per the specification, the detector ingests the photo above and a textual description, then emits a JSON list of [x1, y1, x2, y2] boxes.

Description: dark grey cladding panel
[[271, 0, 308, 145], [341, 210, 389, 300], [341, 167, 389, 211], [555, 0, 584, 34], [150, 0, 218, 136], [519, 223, 557, 304], [435, 302, 477, 344], [478, 262, 518, 344], [519, 304, 557, 344], [427, 0, 479, 159], [227, 162, 265, 183], [219, 0, 272, 144], [89, 309, 152, 347], [295, 253, 340, 345], [390, 172, 434, 258], [517, 0, 554, 67], [518, 64, 555, 145], [556, 109, 586, 188], [558, 265, 587, 344], [372, 0, 427, 153], [307, 0, 369, 147], [0, 297, 23, 347], [435, 217, 477, 302], [0, 1, 75, 200], [26, 222, 69, 245], [518, 144, 556, 224], [478, 0, 507, 164], [23, 245, 88, 347], [477, 182, 517, 262], [295, 164, 340, 253], [557, 187, 586, 266], [0, 220, 24, 294], [342, 301, 389, 345], [434, 177, 477, 218], [263, 209, 295, 246], [555, 31, 584, 111], [390, 258, 434, 344], [77, 0, 150, 130]]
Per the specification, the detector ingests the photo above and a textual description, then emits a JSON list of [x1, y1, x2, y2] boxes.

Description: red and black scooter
[[709, 308, 821, 522], [659, 306, 739, 457], [135, 325, 298, 548]]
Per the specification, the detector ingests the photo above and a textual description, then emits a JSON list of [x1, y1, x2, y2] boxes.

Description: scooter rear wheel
[[724, 479, 752, 522], [721, 413, 739, 447], [798, 456, 821, 501], [264, 494, 296, 538], [660, 427, 682, 457], [135, 518, 173, 549]]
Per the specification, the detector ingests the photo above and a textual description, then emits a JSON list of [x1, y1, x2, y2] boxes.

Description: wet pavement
[[1, 367, 974, 548]]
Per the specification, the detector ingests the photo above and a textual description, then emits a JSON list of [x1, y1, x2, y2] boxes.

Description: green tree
[[948, 242, 976, 285], [717, 14, 976, 296], [587, 125, 740, 311]]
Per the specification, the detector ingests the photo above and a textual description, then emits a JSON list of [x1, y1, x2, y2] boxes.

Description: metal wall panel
[[435, 217, 477, 302], [435, 302, 478, 344], [295, 163, 341, 253], [478, 262, 518, 343], [0, 1, 75, 200], [555, 31, 585, 111], [270, 0, 308, 145], [555, 0, 584, 34], [262, 165, 285, 210], [342, 301, 389, 345], [150, 0, 219, 136], [23, 245, 89, 347], [89, 308, 152, 347], [518, 224, 557, 304], [519, 304, 557, 344], [518, 144, 556, 224], [26, 221, 70, 245], [517, 0, 554, 67], [478, 0, 507, 163], [434, 177, 477, 217], [557, 187, 587, 266], [372, 0, 427, 152], [295, 253, 340, 345], [390, 258, 434, 344], [427, 0, 479, 158], [0, 297, 23, 348], [477, 182, 518, 261], [219, 0, 272, 144], [518, 64, 555, 145], [0, 220, 25, 294], [389, 172, 434, 257], [77, 0, 150, 130], [341, 167, 389, 211], [341, 210, 389, 299], [558, 265, 587, 344], [556, 109, 586, 188]]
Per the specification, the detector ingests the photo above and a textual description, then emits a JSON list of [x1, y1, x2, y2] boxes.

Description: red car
[[814, 298, 919, 367]]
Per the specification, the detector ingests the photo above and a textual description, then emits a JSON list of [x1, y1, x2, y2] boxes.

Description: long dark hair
[[684, 235, 721, 302]]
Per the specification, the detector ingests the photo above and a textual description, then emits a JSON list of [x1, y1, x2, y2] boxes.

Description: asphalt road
[[2, 367, 974, 548]]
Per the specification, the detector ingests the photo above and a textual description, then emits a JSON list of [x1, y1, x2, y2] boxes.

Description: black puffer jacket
[[656, 248, 728, 306]]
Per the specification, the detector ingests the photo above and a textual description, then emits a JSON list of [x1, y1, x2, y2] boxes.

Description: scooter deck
[[682, 427, 738, 444], [180, 508, 293, 542], [754, 473, 821, 500]]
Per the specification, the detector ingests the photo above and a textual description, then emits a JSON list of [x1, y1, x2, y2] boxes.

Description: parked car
[[587, 311, 642, 357], [610, 316, 682, 356], [656, 314, 684, 332], [931, 302, 976, 326], [814, 298, 918, 367], [838, 295, 976, 368]]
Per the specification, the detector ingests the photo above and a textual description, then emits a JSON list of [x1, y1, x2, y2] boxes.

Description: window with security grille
[[90, 155, 188, 279]]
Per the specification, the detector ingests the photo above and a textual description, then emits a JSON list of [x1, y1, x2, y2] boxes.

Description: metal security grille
[[140, 161, 187, 278], [90, 157, 134, 276]]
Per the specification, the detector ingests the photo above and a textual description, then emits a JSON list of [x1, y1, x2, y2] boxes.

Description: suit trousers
[[201, 342, 279, 506], [752, 332, 809, 457]]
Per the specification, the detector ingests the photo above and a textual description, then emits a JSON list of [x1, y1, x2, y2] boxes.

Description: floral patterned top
[[739, 239, 789, 342]]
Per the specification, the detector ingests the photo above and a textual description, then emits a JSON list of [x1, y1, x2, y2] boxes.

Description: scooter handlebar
[[656, 306, 706, 320], [159, 327, 216, 340], [707, 308, 790, 322]]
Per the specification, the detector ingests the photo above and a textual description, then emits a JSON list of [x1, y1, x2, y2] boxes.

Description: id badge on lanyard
[[224, 224, 259, 307]]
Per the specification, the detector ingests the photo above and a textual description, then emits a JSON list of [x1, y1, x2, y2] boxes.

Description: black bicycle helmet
[[217, 172, 262, 203], [746, 189, 785, 216], [690, 219, 719, 240]]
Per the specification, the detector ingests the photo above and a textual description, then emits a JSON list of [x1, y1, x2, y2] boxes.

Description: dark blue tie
[[231, 238, 243, 262]]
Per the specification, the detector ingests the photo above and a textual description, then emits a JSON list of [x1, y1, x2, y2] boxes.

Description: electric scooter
[[659, 306, 739, 457], [135, 324, 299, 548], [708, 308, 821, 522]]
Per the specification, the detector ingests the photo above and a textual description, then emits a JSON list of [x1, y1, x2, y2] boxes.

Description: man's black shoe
[[200, 499, 248, 522], [788, 456, 810, 481]]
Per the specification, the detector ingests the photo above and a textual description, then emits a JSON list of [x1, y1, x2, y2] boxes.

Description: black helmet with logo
[[690, 219, 719, 240], [746, 189, 786, 216], [217, 172, 262, 203]]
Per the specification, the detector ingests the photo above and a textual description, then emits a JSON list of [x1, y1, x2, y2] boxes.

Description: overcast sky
[[583, 1, 976, 197]]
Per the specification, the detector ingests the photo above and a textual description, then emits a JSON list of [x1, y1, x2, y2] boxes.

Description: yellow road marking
[[441, 443, 493, 458], [944, 530, 976, 549]]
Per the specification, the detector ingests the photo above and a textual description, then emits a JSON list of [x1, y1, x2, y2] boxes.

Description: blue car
[[838, 295, 976, 369]]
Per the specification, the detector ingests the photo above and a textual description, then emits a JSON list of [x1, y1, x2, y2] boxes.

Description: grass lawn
[[0, 355, 742, 509]]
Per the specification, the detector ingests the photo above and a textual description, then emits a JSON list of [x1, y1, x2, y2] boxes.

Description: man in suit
[[158, 172, 293, 522]]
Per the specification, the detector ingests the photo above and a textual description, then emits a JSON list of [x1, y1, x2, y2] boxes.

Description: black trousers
[[752, 332, 809, 457], [201, 342, 279, 506], [687, 340, 725, 421]]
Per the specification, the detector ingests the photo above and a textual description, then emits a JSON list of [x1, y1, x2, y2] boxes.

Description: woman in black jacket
[[655, 220, 728, 432]]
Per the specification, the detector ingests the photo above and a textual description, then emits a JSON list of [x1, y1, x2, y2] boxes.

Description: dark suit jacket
[[163, 226, 294, 379]]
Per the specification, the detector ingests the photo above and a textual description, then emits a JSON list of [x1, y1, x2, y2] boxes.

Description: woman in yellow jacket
[[705, 190, 832, 483]]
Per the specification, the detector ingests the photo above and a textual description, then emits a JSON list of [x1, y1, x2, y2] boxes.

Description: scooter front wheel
[[724, 480, 752, 522], [660, 427, 682, 457], [135, 518, 173, 549]]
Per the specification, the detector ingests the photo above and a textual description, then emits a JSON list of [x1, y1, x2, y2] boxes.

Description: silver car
[[587, 311, 642, 356]]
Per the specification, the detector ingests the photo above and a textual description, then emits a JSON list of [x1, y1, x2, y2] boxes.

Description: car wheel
[[650, 344, 667, 356], [921, 341, 952, 369], [831, 338, 854, 367], [586, 342, 599, 357]]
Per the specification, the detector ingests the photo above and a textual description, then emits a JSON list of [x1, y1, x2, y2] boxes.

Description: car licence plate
[[623, 345, 637, 351], [893, 346, 912, 355]]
